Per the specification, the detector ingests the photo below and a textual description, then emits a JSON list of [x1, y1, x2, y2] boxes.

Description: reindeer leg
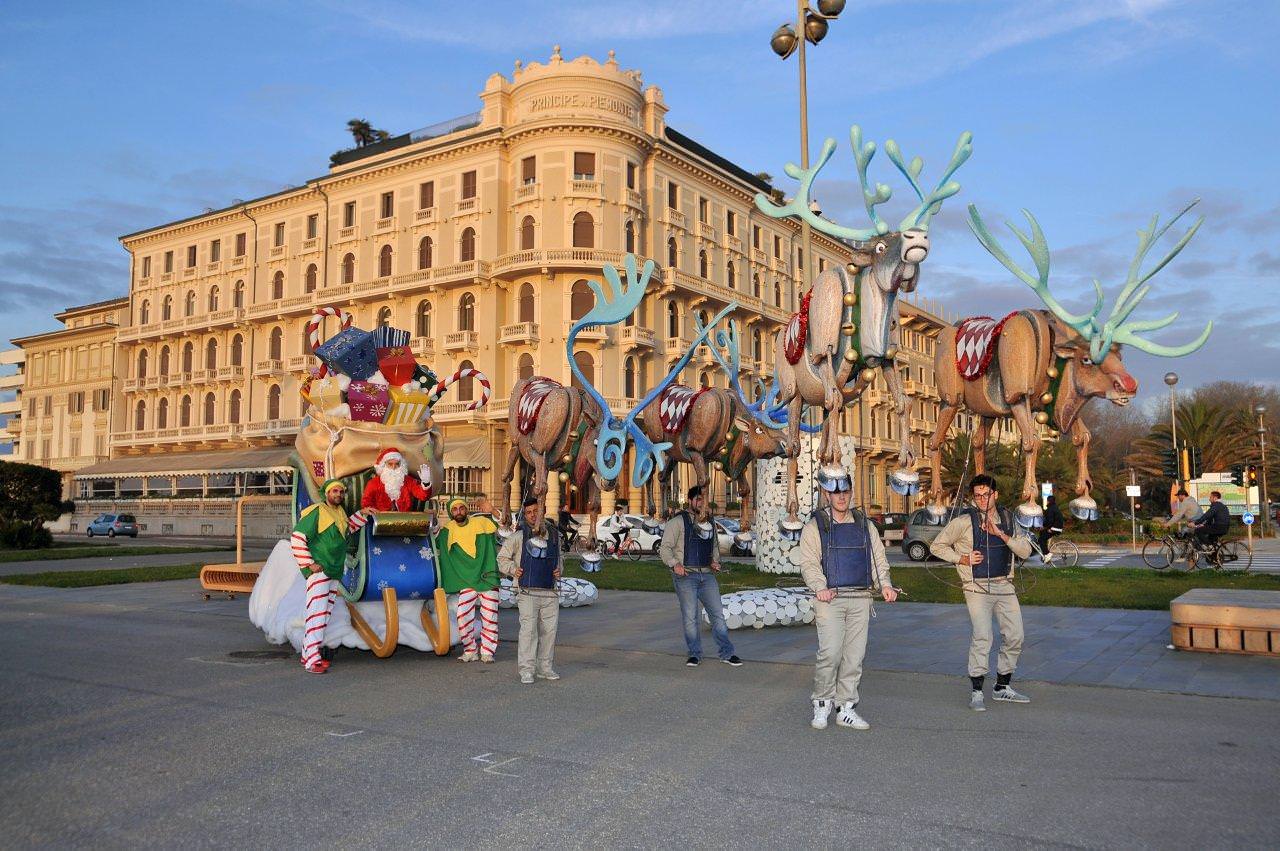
[[928, 403, 960, 507], [882, 362, 919, 497], [690, 453, 710, 523], [786, 398, 801, 520], [1007, 403, 1044, 517], [501, 445, 520, 525], [1067, 418, 1096, 520], [973, 416, 991, 476], [738, 470, 753, 530]]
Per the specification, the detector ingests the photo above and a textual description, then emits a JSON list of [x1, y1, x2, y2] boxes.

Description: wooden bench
[[199, 562, 264, 599], [1170, 589, 1280, 656]]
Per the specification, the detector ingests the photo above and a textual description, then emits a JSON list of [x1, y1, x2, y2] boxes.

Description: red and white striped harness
[[782, 290, 814, 366], [515, 377, 560, 435], [658, 385, 709, 434], [955, 312, 1018, 381]]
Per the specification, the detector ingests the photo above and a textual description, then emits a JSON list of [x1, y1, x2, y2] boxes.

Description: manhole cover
[[227, 650, 294, 661]]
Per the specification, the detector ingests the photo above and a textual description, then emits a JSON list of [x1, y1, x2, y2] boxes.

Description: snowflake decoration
[[402, 537, 411, 544], [410, 591, 421, 599], [373, 546, 383, 556], [398, 563, 408, 572], [418, 546, 431, 560], [377, 579, 389, 590]]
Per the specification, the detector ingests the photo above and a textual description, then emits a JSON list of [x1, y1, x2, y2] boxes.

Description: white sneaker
[[811, 699, 832, 730], [835, 702, 870, 730], [479, 653, 495, 664], [536, 669, 560, 680], [992, 686, 1031, 703], [519, 673, 534, 684], [457, 650, 479, 663], [969, 690, 986, 712]]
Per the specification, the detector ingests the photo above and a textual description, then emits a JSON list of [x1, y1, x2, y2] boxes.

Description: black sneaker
[[722, 655, 744, 667], [685, 656, 700, 667]]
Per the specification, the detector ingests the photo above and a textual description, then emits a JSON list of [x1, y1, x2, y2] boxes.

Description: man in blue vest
[[931, 474, 1034, 711], [498, 497, 563, 684], [798, 466, 898, 730], [659, 485, 742, 668]]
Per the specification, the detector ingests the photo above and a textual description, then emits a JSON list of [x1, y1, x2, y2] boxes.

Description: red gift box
[[347, 381, 390, 423], [376, 345, 417, 385]]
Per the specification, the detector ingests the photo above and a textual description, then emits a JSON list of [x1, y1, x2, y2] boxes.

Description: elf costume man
[[435, 498, 501, 663], [289, 479, 373, 673], [361, 447, 433, 512]]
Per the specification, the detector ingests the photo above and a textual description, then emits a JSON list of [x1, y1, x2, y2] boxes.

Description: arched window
[[518, 353, 534, 381], [572, 212, 594, 248], [377, 307, 392, 327], [625, 356, 637, 398], [459, 227, 476, 262], [667, 237, 678, 268], [203, 392, 216, 425], [159, 346, 170, 376], [571, 280, 594, 320], [697, 310, 710, 333], [418, 236, 433, 269], [625, 220, 635, 254], [269, 327, 283, 360], [753, 274, 762, 299], [458, 292, 475, 331], [570, 351, 594, 394], [416, 300, 432, 338], [208, 286, 220, 312], [753, 330, 762, 362], [134, 400, 146, 431], [157, 398, 169, 429], [271, 270, 284, 300], [667, 302, 679, 338], [185, 290, 196, 317], [162, 296, 172, 320], [205, 339, 218, 371], [520, 216, 535, 251], [233, 280, 245, 308], [699, 250, 708, 279], [139, 300, 150, 325], [378, 244, 393, 278], [699, 370, 710, 388], [774, 280, 782, 306], [228, 389, 242, 424], [180, 395, 191, 427], [518, 282, 535, 323], [267, 385, 281, 420], [230, 335, 243, 367], [457, 360, 475, 402], [137, 350, 148, 379], [305, 264, 317, 293], [727, 262, 736, 290], [342, 253, 355, 284], [181, 342, 193, 373]]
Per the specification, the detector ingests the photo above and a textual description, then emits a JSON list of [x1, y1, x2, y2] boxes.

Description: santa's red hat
[[375, 448, 404, 468]]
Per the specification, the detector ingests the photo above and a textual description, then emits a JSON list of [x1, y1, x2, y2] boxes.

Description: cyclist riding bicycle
[[1166, 488, 1203, 538], [1192, 491, 1231, 550], [603, 504, 630, 552], [557, 506, 579, 551]]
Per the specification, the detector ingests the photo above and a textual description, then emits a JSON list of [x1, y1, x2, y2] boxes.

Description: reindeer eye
[[875, 242, 887, 254], [1081, 356, 1094, 366]]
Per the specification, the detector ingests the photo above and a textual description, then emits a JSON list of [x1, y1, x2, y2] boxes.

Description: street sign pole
[[1127, 471, 1140, 553]]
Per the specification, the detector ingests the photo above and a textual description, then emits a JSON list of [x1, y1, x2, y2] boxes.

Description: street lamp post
[[1164, 372, 1179, 510], [1256, 403, 1270, 537]]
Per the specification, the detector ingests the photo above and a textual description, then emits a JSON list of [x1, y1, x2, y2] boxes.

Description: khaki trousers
[[963, 582, 1024, 677], [516, 592, 559, 677], [812, 595, 872, 704]]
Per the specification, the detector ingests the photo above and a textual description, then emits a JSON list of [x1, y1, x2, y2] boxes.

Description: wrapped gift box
[[347, 381, 390, 423], [386, 386, 433, 426], [315, 327, 379, 380], [371, 325, 411, 349], [376, 345, 417, 386], [305, 375, 347, 416], [412, 363, 439, 391]]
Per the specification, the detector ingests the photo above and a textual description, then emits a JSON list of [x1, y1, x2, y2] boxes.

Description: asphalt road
[[0, 582, 1276, 848]]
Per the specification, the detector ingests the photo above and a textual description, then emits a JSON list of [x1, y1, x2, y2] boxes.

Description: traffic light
[[1179, 446, 1191, 481], [1230, 465, 1245, 486], [1247, 464, 1259, 486], [1162, 448, 1180, 479], [1188, 446, 1203, 480]]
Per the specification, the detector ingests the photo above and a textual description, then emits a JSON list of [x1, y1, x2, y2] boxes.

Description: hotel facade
[[2, 49, 984, 536]]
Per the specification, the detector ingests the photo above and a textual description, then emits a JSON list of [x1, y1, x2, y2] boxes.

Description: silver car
[[901, 508, 957, 561]]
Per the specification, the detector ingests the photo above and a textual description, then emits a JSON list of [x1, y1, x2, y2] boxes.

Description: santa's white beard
[[378, 465, 407, 502]]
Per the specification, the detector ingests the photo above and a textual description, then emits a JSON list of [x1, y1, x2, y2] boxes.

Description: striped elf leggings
[[457, 588, 499, 655], [302, 570, 337, 669]]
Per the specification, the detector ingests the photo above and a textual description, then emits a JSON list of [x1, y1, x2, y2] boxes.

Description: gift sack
[[386, 386, 432, 426], [376, 345, 417, 386], [371, 326, 411, 349], [315, 327, 379, 380], [348, 381, 390, 423], [295, 407, 444, 486]]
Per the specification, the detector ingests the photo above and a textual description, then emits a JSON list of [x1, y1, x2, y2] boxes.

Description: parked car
[[87, 513, 139, 538], [594, 513, 735, 555], [878, 512, 909, 544], [900, 508, 957, 561]]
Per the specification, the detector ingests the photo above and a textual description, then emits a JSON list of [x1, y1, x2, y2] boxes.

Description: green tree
[[0, 460, 70, 549]]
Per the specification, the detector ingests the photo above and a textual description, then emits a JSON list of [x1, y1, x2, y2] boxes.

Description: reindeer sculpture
[[754, 126, 973, 522], [926, 202, 1211, 520]]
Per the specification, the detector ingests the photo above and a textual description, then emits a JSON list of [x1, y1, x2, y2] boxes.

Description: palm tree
[[1127, 400, 1254, 485], [346, 119, 375, 147]]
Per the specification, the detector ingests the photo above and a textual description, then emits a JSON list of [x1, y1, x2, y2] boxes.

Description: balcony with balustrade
[[620, 325, 655, 351], [663, 336, 691, 360], [254, 359, 284, 376], [454, 197, 477, 215], [566, 179, 602, 198], [409, 336, 436, 358], [443, 331, 479, 352], [695, 221, 718, 242], [243, 418, 301, 439], [215, 365, 246, 382], [499, 322, 540, 346], [514, 183, 540, 203], [286, 355, 312, 373], [491, 249, 625, 277], [414, 206, 437, 224]]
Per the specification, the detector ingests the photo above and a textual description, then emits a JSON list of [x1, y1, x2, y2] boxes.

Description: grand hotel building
[[1, 49, 982, 536]]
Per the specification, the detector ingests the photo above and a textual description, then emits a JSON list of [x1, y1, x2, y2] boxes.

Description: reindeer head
[[968, 202, 1211, 415], [755, 126, 972, 294]]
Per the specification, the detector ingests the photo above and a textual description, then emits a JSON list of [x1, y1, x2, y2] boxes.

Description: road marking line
[[326, 730, 365, 738]]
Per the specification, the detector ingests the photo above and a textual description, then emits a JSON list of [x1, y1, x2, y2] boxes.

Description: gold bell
[[860, 367, 876, 382], [712, 461, 722, 470], [1040, 392, 1054, 405], [884, 346, 898, 359], [1035, 412, 1049, 424], [558, 472, 569, 482], [842, 292, 857, 306], [1046, 366, 1059, 379], [844, 349, 859, 363], [569, 484, 579, 493], [841, 323, 857, 337], [562, 453, 572, 464], [845, 263, 859, 274]]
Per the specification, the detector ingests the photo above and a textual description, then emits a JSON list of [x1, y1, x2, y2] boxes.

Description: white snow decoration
[[398, 563, 408, 572], [704, 586, 817, 630], [373, 546, 383, 556], [752, 434, 856, 575], [418, 547, 431, 560], [496, 576, 598, 609]]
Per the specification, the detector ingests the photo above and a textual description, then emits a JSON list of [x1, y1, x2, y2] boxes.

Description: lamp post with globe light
[[1255, 403, 1270, 536], [1164, 372, 1179, 512]]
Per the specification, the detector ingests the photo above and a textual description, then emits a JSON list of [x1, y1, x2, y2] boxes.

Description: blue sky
[[1, 0, 1277, 405]]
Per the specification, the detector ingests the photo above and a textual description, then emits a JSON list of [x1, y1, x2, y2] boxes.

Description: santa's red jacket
[[361, 474, 430, 512]]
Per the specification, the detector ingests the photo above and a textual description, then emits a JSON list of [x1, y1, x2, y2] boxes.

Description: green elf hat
[[322, 478, 347, 495]]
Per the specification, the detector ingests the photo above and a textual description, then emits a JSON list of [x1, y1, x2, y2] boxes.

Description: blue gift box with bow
[[315, 327, 379, 380]]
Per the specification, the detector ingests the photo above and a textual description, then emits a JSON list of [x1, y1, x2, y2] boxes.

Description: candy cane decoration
[[428, 367, 491, 411], [306, 306, 354, 378]]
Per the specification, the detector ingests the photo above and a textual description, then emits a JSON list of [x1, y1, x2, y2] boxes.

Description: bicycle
[[1022, 534, 1080, 568], [1141, 525, 1252, 572], [573, 531, 644, 562]]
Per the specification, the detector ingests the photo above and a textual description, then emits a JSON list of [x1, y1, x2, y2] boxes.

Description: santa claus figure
[[361, 448, 433, 512]]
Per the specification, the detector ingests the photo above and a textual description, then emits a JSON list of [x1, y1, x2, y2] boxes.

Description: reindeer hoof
[[1014, 501, 1045, 529], [1068, 495, 1099, 522], [888, 469, 920, 496], [778, 518, 805, 543]]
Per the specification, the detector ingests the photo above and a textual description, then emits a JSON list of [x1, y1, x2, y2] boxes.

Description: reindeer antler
[[753, 133, 888, 242], [697, 316, 789, 430], [888, 131, 974, 232]]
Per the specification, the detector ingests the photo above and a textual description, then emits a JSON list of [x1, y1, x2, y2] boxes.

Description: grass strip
[[0, 545, 231, 563], [0, 564, 203, 588]]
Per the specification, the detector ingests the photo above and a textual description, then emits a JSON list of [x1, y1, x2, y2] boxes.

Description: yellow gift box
[[307, 376, 346, 416], [386, 386, 433, 426]]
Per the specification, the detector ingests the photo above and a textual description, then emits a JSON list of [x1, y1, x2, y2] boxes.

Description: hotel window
[[573, 152, 595, 181], [210, 239, 221, 262], [624, 220, 635, 254], [725, 210, 736, 236], [518, 283, 534, 323], [380, 192, 394, 219], [94, 389, 110, 410], [457, 293, 475, 331], [459, 228, 476, 262], [667, 181, 679, 210], [141, 256, 152, 278], [572, 212, 594, 249], [571, 280, 593, 320], [626, 161, 637, 190], [208, 286, 220, 311], [28, 397, 35, 417], [273, 222, 285, 247], [377, 307, 392, 327], [698, 197, 708, 223], [44, 396, 52, 416], [68, 392, 84, 414], [773, 235, 781, 258], [416, 300, 431, 338], [305, 264, 318, 293], [667, 237, 678, 268], [752, 225, 761, 249], [726, 262, 736, 290], [699, 250, 708, 278], [343, 201, 356, 228], [186, 245, 196, 268], [519, 353, 534, 382], [521, 156, 536, 185], [342, 253, 355, 284], [233, 280, 245, 308], [796, 247, 804, 271], [164, 251, 174, 273], [139, 300, 150, 324], [461, 170, 477, 200], [419, 181, 434, 209], [156, 400, 168, 429], [235, 232, 246, 256], [272, 271, 285, 299], [70, 436, 81, 456], [231, 335, 243, 366], [42, 439, 51, 460], [418, 236, 433, 269], [306, 214, 318, 239], [160, 346, 170, 375], [269, 327, 283, 360], [378, 244, 392, 277]]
